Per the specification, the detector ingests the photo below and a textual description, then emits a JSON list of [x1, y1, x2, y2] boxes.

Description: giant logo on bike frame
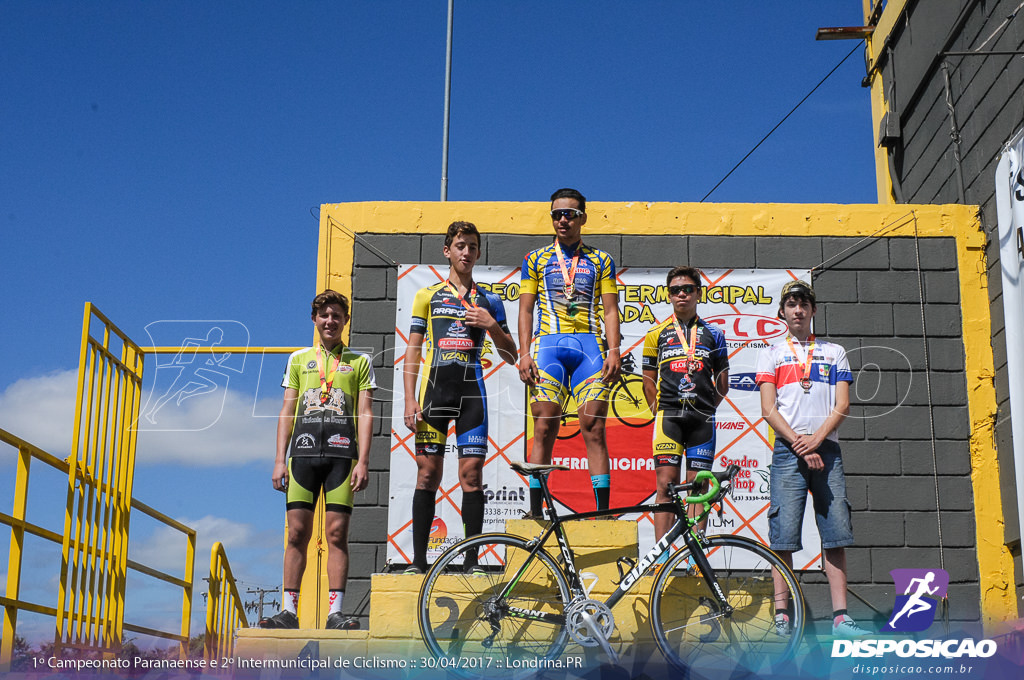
[[387, 266, 823, 571]]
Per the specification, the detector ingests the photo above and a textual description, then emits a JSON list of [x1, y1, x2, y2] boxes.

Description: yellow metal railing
[[56, 303, 146, 654], [0, 428, 196, 669], [204, 542, 248, 665], [3, 300, 303, 668]]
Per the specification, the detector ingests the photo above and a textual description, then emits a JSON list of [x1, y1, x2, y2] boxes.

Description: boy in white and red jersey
[[756, 280, 870, 638]]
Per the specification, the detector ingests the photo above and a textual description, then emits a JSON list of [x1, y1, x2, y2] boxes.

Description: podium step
[[235, 519, 658, 662]]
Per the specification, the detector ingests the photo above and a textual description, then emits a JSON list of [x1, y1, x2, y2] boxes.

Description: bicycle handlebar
[[684, 471, 721, 505], [674, 464, 740, 506]]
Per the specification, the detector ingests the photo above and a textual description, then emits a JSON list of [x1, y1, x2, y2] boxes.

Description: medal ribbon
[[786, 334, 816, 389], [554, 241, 581, 297], [316, 344, 341, 404], [444, 280, 478, 309], [672, 317, 698, 372]]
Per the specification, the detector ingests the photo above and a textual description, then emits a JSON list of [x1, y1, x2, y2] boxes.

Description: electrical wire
[[700, 41, 864, 203]]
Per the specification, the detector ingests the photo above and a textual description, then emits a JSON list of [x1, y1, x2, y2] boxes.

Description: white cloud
[[135, 391, 278, 466], [0, 371, 277, 466], [130, 514, 263, 574], [0, 370, 77, 456]]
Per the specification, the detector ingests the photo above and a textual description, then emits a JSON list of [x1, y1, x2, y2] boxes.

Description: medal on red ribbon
[[444, 280, 478, 310], [672, 316, 699, 382], [554, 241, 581, 315], [316, 344, 341, 405], [787, 334, 816, 394]]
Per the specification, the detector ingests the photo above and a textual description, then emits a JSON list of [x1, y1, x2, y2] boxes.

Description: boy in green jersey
[[260, 290, 375, 630]]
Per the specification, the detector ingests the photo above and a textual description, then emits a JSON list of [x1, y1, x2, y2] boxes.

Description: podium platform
[[235, 520, 655, 661]]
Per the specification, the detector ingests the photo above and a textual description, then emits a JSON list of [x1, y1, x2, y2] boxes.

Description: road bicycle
[[417, 461, 805, 678]]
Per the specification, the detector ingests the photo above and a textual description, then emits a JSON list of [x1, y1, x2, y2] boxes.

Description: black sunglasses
[[668, 284, 699, 296], [550, 208, 584, 220]]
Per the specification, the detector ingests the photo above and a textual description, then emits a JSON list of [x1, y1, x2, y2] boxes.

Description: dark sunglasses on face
[[668, 284, 699, 296], [551, 208, 584, 220]]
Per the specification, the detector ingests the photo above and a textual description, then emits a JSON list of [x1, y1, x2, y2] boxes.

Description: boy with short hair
[[756, 280, 870, 638], [518, 188, 621, 514], [402, 221, 517, 573], [642, 266, 729, 543], [260, 290, 374, 630]]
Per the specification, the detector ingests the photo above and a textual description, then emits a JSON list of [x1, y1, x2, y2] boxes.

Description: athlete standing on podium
[[518, 188, 621, 514], [261, 290, 373, 630], [402, 222, 517, 574]]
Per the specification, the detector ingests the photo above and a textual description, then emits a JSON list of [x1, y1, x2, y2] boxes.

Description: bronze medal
[[787, 335, 817, 396]]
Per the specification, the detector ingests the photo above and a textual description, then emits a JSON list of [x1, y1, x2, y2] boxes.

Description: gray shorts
[[768, 438, 854, 551]]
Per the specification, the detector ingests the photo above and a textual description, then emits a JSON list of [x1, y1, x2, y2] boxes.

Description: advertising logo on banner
[[387, 264, 821, 570]]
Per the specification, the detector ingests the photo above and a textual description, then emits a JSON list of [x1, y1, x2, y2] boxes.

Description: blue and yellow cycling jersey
[[520, 240, 618, 336]]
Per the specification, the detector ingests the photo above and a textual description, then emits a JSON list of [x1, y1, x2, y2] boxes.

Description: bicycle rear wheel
[[418, 533, 572, 679], [649, 534, 804, 677]]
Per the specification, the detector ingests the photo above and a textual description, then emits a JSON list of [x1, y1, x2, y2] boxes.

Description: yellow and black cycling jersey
[[642, 316, 729, 416]]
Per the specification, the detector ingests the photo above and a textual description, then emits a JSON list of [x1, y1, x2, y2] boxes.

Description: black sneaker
[[326, 612, 360, 630], [258, 610, 298, 629]]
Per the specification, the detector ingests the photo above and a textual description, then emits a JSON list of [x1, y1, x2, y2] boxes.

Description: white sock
[[283, 589, 299, 615], [328, 589, 344, 615]]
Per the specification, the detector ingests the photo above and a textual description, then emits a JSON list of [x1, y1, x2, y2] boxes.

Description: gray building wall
[[344, 232, 974, 636], [873, 0, 1024, 610]]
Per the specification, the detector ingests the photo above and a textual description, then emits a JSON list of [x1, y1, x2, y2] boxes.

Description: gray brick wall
[[342, 232, 976, 635], [879, 0, 1024, 609]]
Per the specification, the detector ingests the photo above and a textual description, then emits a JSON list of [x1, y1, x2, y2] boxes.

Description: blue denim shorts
[[768, 438, 854, 551]]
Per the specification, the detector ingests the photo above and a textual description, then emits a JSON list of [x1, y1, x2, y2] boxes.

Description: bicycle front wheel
[[418, 533, 572, 679], [649, 534, 804, 677]]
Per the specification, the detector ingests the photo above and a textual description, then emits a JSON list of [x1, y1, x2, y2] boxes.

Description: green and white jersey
[[281, 344, 376, 459]]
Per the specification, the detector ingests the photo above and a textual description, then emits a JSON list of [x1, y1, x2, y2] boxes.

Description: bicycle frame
[[495, 474, 730, 625]]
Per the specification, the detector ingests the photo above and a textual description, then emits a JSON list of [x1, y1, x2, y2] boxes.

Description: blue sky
[[0, 1, 876, 646]]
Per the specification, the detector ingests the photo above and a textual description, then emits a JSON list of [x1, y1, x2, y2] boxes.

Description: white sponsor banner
[[995, 126, 1024, 550], [386, 265, 822, 570]]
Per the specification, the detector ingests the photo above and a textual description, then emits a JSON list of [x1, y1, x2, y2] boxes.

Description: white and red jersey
[[755, 336, 852, 443]]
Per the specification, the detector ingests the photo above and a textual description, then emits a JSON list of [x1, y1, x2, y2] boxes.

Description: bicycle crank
[[565, 599, 618, 663]]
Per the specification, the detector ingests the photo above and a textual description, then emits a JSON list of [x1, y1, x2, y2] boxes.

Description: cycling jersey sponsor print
[[301, 387, 347, 414], [294, 433, 317, 450], [669, 359, 704, 373], [437, 337, 475, 350], [327, 434, 351, 448], [446, 321, 469, 337]]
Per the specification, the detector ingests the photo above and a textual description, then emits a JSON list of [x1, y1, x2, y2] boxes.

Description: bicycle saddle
[[509, 461, 570, 476]]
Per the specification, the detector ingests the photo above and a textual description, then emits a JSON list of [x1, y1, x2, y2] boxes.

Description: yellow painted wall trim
[[315, 200, 1015, 631], [865, 0, 911, 74], [861, 0, 908, 204], [953, 212, 1015, 629], [321, 201, 976, 239]]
